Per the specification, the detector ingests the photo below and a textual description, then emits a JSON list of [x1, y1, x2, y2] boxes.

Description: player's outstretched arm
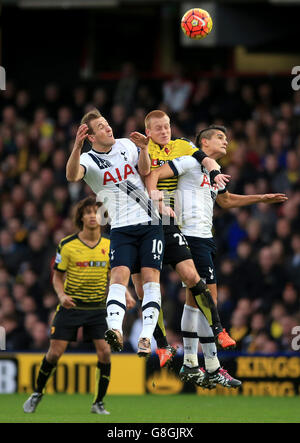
[[145, 164, 176, 217], [130, 131, 151, 176], [52, 270, 76, 309], [145, 163, 175, 196], [66, 124, 88, 182], [216, 191, 288, 209]]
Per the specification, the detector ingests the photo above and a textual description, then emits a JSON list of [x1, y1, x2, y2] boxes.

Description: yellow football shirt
[[53, 233, 110, 309], [148, 138, 198, 207]]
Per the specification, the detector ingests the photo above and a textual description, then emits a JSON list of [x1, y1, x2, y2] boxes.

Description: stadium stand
[[0, 69, 300, 354]]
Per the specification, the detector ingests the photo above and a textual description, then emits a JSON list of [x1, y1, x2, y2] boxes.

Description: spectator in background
[[226, 208, 249, 258], [71, 86, 87, 122], [243, 311, 268, 353], [109, 104, 127, 138], [281, 283, 300, 315], [28, 321, 50, 351], [252, 246, 287, 310], [42, 83, 60, 120], [113, 62, 138, 113], [229, 308, 249, 351], [269, 302, 287, 341], [162, 64, 193, 113], [2, 315, 31, 351]]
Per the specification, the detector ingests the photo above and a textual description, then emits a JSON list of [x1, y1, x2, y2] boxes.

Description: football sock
[[139, 282, 161, 340], [153, 308, 168, 348], [190, 280, 223, 337], [35, 356, 57, 393], [93, 361, 111, 403], [197, 309, 220, 373], [181, 304, 199, 368], [106, 284, 126, 333]]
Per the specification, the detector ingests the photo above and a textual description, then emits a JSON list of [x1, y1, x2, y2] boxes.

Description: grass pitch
[[0, 394, 300, 423]]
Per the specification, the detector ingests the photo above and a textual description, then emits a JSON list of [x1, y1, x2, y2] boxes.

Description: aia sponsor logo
[[103, 164, 134, 185]]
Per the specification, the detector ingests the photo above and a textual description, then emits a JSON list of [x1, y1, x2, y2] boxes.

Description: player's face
[[89, 117, 115, 149], [208, 131, 228, 159], [82, 206, 100, 230], [146, 116, 171, 146]]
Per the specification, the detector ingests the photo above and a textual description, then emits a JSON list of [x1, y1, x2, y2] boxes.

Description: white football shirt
[[80, 138, 159, 229], [169, 155, 226, 238]]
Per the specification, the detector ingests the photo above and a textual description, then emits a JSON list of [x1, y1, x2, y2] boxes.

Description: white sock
[[181, 304, 199, 368], [106, 284, 126, 333], [139, 282, 161, 340], [197, 310, 220, 373]]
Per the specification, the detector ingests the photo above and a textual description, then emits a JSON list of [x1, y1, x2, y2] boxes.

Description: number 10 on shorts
[[152, 239, 163, 259]]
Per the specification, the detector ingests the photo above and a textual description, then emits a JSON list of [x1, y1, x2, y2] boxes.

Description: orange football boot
[[217, 329, 236, 350], [156, 345, 177, 368]]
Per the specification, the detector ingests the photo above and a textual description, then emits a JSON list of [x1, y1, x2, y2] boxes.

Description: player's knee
[[97, 348, 111, 364], [182, 270, 199, 288], [141, 268, 160, 284], [175, 261, 200, 288], [46, 349, 63, 365], [47, 340, 67, 364], [110, 266, 130, 286]]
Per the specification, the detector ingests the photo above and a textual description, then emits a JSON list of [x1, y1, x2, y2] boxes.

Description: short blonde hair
[[81, 109, 102, 134], [145, 110, 169, 129]]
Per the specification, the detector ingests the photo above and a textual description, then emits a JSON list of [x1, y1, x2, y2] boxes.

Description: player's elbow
[[52, 273, 57, 288], [139, 166, 151, 177], [217, 198, 231, 209], [66, 171, 81, 182]]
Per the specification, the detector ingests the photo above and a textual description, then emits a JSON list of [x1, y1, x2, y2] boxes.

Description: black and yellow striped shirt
[[53, 233, 110, 309], [148, 138, 198, 207]]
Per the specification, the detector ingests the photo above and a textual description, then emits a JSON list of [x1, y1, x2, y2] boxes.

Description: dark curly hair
[[74, 197, 102, 230]]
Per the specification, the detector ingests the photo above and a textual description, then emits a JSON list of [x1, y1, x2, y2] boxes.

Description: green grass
[[0, 394, 300, 423]]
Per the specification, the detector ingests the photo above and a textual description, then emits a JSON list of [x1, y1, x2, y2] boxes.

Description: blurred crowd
[[1, 62, 300, 355]]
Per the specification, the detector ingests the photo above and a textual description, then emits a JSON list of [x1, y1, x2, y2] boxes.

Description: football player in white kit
[[66, 109, 165, 357], [146, 125, 287, 388]]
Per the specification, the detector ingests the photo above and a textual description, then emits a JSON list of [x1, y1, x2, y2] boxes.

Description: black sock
[[190, 280, 223, 337], [153, 308, 168, 348], [36, 356, 56, 393], [153, 324, 168, 348], [94, 362, 111, 403]]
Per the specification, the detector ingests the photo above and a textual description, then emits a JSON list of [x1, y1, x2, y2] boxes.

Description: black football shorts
[[132, 223, 192, 274], [51, 306, 107, 342], [185, 236, 217, 284], [109, 223, 164, 272]]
